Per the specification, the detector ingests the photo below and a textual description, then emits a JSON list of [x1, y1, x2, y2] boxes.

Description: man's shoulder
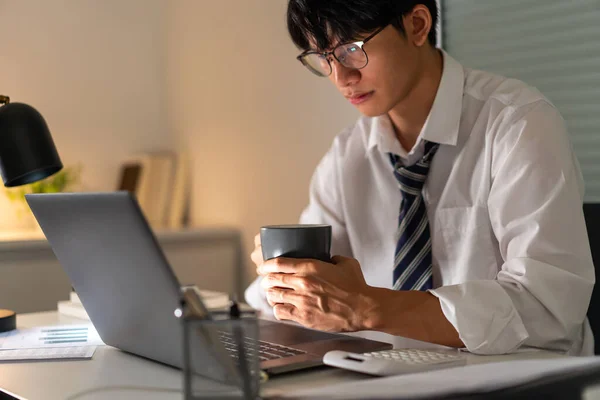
[[463, 67, 555, 114], [461, 67, 570, 166]]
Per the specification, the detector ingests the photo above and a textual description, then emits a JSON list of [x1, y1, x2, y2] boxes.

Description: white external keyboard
[[323, 348, 467, 376]]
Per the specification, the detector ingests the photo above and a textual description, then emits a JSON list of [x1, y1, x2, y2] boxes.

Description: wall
[[165, 1, 359, 284], [0, 0, 171, 228], [1, 0, 359, 289]]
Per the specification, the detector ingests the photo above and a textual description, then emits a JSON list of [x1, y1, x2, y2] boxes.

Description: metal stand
[[176, 296, 261, 399]]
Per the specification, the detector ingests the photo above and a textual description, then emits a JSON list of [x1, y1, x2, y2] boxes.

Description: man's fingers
[[259, 258, 319, 275], [266, 294, 277, 307], [250, 233, 264, 271], [251, 247, 263, 269], [266, 288, 307, 308], [261, 273, 303, 290], [266, 288, 282, 307], [273, 303, 296, 322]]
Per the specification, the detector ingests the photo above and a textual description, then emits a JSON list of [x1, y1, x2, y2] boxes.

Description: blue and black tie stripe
[[388, 141, 439, 291]]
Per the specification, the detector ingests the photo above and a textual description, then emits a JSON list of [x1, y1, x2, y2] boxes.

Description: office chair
[[583, 203, 600, 355]]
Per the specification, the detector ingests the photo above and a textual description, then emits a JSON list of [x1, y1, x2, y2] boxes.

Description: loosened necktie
[[389, 141, 439, 291]]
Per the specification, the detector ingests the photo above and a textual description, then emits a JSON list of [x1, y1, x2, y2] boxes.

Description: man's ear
[[405, 4, 433, 47]]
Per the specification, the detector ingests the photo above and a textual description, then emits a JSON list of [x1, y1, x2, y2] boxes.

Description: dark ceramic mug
[[260, 224, 332, 262]]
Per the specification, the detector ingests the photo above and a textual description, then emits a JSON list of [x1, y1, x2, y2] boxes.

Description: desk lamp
[[0, 95, 63, 333]]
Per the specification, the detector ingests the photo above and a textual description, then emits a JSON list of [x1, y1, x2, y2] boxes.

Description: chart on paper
[[0, 324, 104, 350], [0, 346, 97, 362]]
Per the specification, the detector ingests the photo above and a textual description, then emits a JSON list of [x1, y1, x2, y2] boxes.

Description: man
[[245, 0, 595, 355]]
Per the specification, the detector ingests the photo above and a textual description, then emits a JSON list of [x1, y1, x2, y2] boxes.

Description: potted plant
[[5, 165, 82, 230]]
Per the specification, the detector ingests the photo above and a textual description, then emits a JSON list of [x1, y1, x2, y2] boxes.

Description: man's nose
[[330, 59, 361, 87]]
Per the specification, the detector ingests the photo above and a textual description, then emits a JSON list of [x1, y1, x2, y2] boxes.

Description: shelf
[[0, 226, 241, 252]]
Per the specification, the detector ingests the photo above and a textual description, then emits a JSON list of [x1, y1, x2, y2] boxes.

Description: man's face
[[327, 25, 423, 117]]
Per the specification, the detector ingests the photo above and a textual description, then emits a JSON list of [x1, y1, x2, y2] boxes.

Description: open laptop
[[26, 192, 391, 375]]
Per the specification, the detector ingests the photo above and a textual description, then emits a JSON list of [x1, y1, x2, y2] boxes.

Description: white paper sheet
[[0, 324, 104, 350], [0, 346, 96, 362], [288, 357, 600, 399]]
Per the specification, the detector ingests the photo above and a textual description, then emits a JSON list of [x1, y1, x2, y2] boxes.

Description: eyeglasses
[[296, 24, 389, 77]]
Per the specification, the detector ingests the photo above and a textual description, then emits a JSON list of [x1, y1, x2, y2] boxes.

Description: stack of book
[[57, 291, 89, 320], [116, 152, 190, 229], [57, 289, 234, 320]]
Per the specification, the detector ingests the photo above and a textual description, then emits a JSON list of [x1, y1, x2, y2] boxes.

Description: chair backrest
[[583, 203, 600, 354]]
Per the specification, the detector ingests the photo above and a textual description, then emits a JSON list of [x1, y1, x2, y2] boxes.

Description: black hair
[[287, 0, 438, 51]]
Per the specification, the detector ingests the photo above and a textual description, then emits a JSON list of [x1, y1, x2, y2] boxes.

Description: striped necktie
[[388, 141, 439, 291]]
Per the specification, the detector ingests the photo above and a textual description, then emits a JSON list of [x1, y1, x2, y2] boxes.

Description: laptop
[[26, 192, 391, 375]]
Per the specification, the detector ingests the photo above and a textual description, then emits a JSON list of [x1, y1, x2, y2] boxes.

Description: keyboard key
[[217, 331, 306, 361]]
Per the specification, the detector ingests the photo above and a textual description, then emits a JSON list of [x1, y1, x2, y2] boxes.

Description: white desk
[[0, 311, 566, 399]]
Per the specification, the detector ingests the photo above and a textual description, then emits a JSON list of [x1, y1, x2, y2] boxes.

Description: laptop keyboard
[[218, 331, 306, 362]]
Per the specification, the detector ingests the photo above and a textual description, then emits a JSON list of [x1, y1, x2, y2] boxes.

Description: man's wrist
[[356, 286, 389, 331], [354, 287, 464, 348]]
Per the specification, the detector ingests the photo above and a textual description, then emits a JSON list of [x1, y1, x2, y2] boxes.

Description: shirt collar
[[368, 50, 465, 154]]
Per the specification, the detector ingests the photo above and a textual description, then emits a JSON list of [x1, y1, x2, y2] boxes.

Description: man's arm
[[259, 255, 463, 347], [364, 289, 463, 347], [361, 101, 594, 353], [429, 101, 594, 354]]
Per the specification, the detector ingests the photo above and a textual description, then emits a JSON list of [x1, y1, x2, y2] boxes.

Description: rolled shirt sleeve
[[430, 101, 595, 355]]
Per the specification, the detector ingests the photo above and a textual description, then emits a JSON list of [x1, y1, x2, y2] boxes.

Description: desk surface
[[0, 312, 565, 400]]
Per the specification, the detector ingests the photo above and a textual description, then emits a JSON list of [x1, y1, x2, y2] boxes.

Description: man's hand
[[259, 256, 379, 332], [250, 233, 264, 272], [253, 246, 463, 347]]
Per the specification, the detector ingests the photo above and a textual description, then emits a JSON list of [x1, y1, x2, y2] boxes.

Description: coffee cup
[[260, 224, 332, 262]]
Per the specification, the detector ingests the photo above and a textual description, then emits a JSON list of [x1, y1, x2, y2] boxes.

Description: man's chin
[[355, 104, 389, 118]]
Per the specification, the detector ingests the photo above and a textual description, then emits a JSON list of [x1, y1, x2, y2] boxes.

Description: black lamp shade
[[0, 102, 62, 187]]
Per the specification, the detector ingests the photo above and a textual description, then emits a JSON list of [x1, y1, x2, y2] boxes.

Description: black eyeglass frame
[[296, 24, 390, 77]]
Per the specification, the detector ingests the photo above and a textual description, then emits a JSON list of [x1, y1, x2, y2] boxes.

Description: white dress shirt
[[245, 51, 595, 356]]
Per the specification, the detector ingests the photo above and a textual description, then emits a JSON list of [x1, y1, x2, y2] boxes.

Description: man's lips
[[346, 91, 374, 105]]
